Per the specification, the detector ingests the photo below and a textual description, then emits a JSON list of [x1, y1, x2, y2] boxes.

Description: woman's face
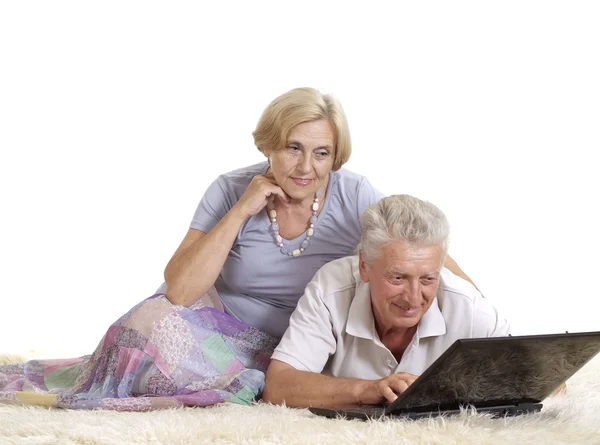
[[266, 119, 336, 202]]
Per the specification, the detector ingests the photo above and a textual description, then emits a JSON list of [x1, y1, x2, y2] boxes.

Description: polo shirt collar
[[417, 296, 446, 339], [418, 280, 448, 338], [346, 280, 377, 340]]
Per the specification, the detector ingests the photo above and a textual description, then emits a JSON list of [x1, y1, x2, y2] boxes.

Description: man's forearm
[[263, 368, 376, 409]]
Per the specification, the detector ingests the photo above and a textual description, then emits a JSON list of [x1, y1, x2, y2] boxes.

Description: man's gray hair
[[358, 194, 450, 264]]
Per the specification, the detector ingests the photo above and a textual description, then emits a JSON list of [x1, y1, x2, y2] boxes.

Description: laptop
[[309, 331, 600, 420]]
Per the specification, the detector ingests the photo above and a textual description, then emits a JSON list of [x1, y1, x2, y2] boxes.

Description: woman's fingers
[[239, 175, 293, 217], [259, 174, 290, 203], [269, 186, 290, 203], [262, 170, 278, 183]]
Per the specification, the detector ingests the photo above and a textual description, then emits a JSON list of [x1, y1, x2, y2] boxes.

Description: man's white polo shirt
[[271, 256, 510, 379]]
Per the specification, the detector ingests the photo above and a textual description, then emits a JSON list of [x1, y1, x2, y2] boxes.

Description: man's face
[[359, 241, 443, 333]]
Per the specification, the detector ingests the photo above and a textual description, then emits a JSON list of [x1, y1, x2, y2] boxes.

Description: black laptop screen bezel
[[384, 331, 600, 415]]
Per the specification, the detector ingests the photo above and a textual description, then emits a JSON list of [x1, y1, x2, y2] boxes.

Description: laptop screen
[[387, 332, 600, 414]]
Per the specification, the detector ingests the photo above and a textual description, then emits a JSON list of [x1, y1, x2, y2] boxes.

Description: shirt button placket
[[386, 357, 395, 371]]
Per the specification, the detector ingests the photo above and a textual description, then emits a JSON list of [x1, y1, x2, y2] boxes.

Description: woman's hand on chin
[[234, 173, 290, 219]]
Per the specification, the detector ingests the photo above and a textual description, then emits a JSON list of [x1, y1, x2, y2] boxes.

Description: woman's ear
[[261, 148, 271, 163]]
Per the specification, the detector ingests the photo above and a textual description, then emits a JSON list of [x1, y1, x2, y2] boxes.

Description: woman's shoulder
[[327, 167, 384, 217], [211, 162, 268, 196], [219, 162, 268, 182], [330, 167, 379, 197], [332, 166, 367, 183]]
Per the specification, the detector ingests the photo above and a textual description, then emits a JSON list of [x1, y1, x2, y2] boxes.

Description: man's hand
[[360, 372, 419, 404]]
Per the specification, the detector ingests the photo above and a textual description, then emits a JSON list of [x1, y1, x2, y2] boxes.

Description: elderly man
[[262, 194, 510, 409]]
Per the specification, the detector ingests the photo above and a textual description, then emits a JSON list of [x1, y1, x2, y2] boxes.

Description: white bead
[[307, 228, 314, 237], [292, 249, 301, 257], [275, 235, 283, 243], [269, 209, 277, 219], [278, 243, 283, 247], [314, 197, 319, 202], [312, 202, 319, 211], [300, 248, 304, 252], [309, 223, 314, 228]]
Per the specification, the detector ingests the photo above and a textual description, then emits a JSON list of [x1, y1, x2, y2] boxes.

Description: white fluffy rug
[[1, 354, 599, 445]]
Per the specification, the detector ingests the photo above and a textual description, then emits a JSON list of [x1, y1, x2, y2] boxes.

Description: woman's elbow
[[162, 280, 193, 307]]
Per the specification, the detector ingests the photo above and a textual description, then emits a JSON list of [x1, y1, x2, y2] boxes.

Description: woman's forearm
[[164, 206, 246, 306], [444, 255, 478, 290]]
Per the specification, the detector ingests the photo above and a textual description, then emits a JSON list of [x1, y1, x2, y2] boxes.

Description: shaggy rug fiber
[[1, 353, 599, 445]]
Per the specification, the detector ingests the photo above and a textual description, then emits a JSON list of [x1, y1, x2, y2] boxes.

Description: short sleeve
[[270, 284, 337, 373], [471, 295, 511, 338], [190, 175, 237, 233], [356, 177, 385, 217]]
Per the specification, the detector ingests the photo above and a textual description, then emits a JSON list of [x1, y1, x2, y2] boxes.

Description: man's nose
[[407, 281, 422, 305]]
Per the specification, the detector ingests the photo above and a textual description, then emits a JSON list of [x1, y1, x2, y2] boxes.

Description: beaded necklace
[[267, 191, 321, 257]]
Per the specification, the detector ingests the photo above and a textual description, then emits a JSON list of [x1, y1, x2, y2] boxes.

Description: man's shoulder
[[437, 268, 488, 316], [437, 269, 507, 335], [439, 268, 481, 303], [309, 256, 360, 301]]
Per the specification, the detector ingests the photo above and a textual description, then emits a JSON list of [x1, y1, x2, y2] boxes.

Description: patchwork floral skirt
[[0, 291, 279, 411]]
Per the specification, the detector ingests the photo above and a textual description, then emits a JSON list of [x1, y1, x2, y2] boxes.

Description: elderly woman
[[163, 88, 380, 337], [0, 88, 474, 411]]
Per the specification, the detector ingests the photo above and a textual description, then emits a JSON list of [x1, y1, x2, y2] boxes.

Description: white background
[[1, 1, 599, 358]]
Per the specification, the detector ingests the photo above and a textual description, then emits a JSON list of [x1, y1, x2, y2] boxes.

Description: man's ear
[[358, 252, 370, 283]]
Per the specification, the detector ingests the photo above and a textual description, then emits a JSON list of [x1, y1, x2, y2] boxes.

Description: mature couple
[[0, 88, 508, 411]]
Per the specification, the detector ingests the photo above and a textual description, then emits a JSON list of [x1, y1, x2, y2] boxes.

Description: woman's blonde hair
[[252, 87, 351, 171]]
